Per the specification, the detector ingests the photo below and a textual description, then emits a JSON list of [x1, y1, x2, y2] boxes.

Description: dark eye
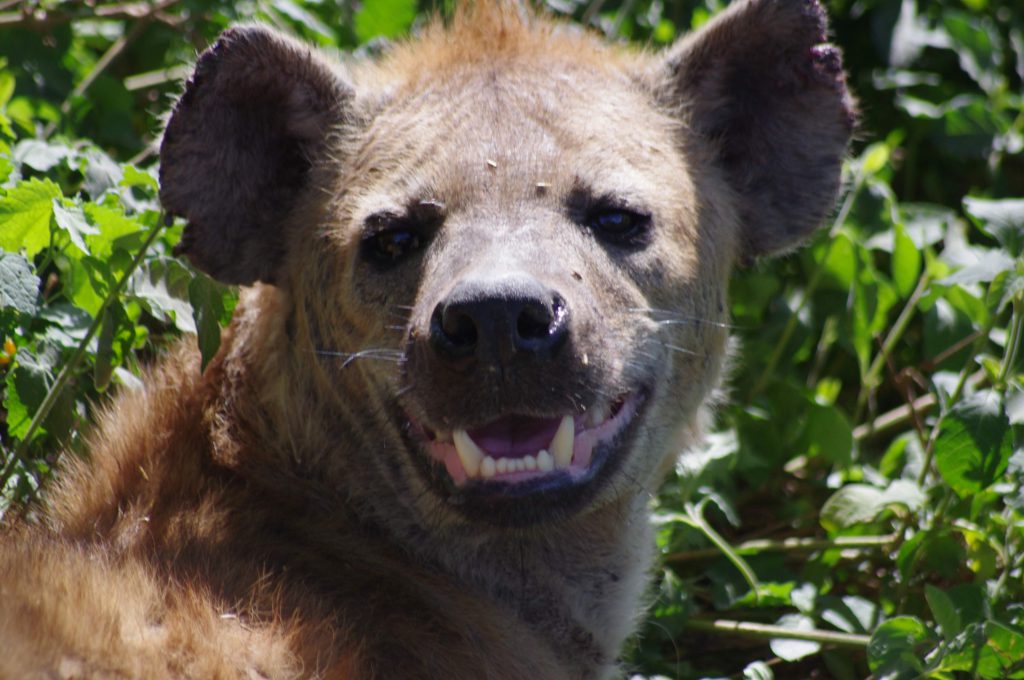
[[586, 205, 651, 246], [363, 227, 422, 265], [361, 203, 442, 267]]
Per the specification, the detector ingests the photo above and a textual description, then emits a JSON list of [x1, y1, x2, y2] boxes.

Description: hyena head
[[160, 1, 853, 529]]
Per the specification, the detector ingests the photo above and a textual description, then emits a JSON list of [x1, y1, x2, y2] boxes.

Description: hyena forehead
[[343, 58, 686, 221]]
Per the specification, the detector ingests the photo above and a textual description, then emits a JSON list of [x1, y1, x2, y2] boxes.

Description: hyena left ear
[[160, 26, 354, 285], [657, 0, 856, 260]]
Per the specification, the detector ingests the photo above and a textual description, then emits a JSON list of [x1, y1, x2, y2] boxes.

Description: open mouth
[[414, 391, 644, 488]]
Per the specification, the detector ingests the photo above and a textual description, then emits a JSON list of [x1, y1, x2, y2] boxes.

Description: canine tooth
[[453, 429, 484, 476], [524, 455, 537, 471], [497, 458, 509, 474], [589, 402, 610, 427], [537, 449, 554, 471], [551, 415, 574, 469], [481, 456, 496, 478]]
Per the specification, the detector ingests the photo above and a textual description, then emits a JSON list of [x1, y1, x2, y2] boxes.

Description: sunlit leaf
[[0, 178, 62, 258], [935, 391, 1013, 497], [354, 0, 416, 42], [964, 196, 1024, 258], [0, 250, 38, 315]]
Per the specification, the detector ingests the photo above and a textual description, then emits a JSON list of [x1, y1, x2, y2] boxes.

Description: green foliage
[[1, 1, 1022, 678]]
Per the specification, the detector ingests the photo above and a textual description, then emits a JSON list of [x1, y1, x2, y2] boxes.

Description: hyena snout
[[429, 275, 569, 366]]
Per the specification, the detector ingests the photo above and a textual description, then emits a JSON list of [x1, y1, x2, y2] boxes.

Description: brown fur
[[0, 2, 854, 678]]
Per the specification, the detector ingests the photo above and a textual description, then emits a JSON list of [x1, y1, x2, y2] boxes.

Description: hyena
[[0, 1, 853, 677]]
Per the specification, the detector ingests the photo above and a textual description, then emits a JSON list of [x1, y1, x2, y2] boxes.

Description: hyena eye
[[361, 211, 433, 267], [585, 205, 652, 247]]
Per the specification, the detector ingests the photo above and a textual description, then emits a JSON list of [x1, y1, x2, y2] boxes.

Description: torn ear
[[659, 0, 856, 260], [160, 26, 353, 285]]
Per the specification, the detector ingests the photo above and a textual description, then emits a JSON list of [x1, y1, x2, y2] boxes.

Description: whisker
[[626, 307, 736, 329], [315, 348, 406, 369], [663, 344, 704, 358]]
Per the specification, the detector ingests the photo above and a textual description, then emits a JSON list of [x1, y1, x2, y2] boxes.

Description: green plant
[[1, 1, 1021, 678]]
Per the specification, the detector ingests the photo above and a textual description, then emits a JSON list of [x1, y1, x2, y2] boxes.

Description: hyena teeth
[[523, 455, 537, 471], [480, 456, 497, 479], [497, 458, 510, 474], [588, 402, 610, 427], [550, 415, 575, 469], [537, 449, 554, 472], [453, 429, 484, 476]]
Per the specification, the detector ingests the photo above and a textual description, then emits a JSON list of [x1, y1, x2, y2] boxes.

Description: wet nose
[[429, 275, 569, 364]]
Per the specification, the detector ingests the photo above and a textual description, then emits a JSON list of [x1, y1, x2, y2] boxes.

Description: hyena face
[[161, 1, 853, 529], [314, 59, 730, 527]]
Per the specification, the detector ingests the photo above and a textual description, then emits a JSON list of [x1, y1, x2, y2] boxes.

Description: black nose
[[430, 275, 569, 364]]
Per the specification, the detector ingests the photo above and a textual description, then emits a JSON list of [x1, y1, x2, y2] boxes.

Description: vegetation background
[[0, 0, 1021, 677]]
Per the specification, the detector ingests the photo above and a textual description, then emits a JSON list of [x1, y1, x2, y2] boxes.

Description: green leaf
[[0, 250, 39, 315], [84, 202, 143, 258], [120, 165, 159, 193], [769, 614, 821, 661], [188, 274, 232, 370], [891, 222, 921, 299], [964, 196, 1024, 258], [0, 178, 62, 258], [130, 258, 196, 334], [934, 391, 1013, 497], [941, 12, 1005, 95], [925, 585, 961, 642], [897, 529, 966, 581], [802, 402, 852, 465], [742, 660, 773, 680], [52, 199, 98, 253], [12, 139, 71, 172], [93, 304, 120, 392], [860, 142, 890, 176], [867, 616, 934, 677], [820, 480, 925, 532], [354, 0, 416, 42]]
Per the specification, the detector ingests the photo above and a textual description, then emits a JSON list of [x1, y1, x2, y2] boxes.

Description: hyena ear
[[658, 0, 856, 260], [160, 26, 353, 285]]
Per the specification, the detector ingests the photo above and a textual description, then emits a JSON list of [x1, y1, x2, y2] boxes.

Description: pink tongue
[[468, 415, 561, 459]]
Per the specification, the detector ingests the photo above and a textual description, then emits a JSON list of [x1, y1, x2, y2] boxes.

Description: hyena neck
[[361, 483, 655, 677]]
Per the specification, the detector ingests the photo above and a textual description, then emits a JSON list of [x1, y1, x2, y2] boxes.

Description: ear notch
[[661, 0, 856, 260], [160, 26, 353, 285]]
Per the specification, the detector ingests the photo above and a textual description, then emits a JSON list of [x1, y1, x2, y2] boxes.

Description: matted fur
[[0, 2, 853, 678]]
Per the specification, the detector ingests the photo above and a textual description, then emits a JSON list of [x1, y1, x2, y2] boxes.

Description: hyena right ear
[[160, 26, 354, 285], [656, 0, 856, 261]]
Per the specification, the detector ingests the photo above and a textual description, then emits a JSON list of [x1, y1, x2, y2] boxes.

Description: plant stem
[[999, 297, 1022, 384], [681, 501, 761, 601], [0, 219, 165, 491], [666, 534, 897, 565], [855, 273, 930, 422], [684, 618, 870, 648]]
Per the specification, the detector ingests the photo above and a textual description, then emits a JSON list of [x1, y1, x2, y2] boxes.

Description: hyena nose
[[430, 276, 569, 364]]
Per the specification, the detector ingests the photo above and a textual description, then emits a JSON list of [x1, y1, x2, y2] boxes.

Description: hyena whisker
[[627, 307, 735, 329], [315, 349, 406, 369], [662, 343, 706, 358]]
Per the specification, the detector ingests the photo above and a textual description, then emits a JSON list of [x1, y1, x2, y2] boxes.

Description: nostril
[[515, 295, 568, 355], [442, 309, 478, 347], [516, 303, 553, 341]]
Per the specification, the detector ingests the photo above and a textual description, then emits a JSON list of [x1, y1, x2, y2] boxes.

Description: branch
[[0, 2, 178, 29], [666, 534, 896, 566], [685, 618, 871, 648]]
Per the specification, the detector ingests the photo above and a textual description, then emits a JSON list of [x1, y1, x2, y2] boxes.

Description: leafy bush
[[1, 1, 1021, 678]]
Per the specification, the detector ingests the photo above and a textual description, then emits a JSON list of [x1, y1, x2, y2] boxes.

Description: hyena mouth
[[415, 391, 644, 488]]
